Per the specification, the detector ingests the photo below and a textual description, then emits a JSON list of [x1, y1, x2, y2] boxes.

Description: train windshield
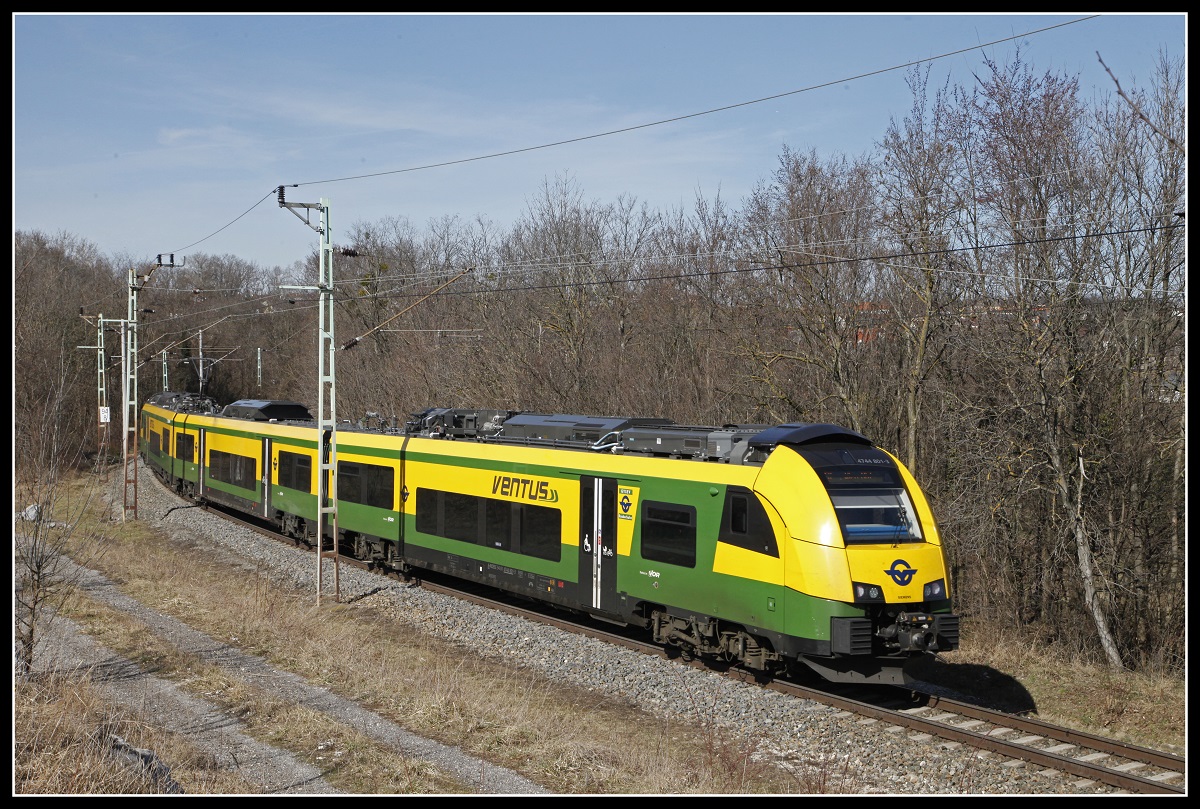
[[795, 443, 924, 545]]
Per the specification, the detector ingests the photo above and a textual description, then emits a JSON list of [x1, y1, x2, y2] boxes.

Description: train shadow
[[905, 656, 1038, 714]]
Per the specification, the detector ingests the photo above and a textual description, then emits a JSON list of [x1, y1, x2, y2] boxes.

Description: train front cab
[[752, 426, 959, 684]]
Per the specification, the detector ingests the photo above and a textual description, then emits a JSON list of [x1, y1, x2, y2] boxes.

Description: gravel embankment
[[74, 462, 1122, 794]]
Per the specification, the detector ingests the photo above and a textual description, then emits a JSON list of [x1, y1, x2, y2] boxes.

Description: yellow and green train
[[140, 392, 959, 685]]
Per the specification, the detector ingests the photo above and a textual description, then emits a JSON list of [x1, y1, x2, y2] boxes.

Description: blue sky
[[13, 13, 1186, 270]]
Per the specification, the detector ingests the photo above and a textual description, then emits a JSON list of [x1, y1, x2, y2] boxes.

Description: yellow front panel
[[789, 538, 854, 600], [845, 544, 947, 603]]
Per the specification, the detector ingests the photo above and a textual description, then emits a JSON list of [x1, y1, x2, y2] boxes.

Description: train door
[[579, 476, 619, 614], [395, 437, 409, 559], [261, 437, 271, 519], [163, 425, 173, 484], [197, 429, 207, 499]]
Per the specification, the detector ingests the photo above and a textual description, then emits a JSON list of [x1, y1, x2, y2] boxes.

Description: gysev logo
[[885, 559, 917, 586], [491, 475, 559, 503]]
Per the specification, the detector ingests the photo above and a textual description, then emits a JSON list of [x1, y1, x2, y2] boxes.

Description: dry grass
[[24, 474, 808, 794], [14, 669, 260, 794], [49, 596, 469, 793], [18, 473, 1186, 793], [909, 622, 1186, 752]]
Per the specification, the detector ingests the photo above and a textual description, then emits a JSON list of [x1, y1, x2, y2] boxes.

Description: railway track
[[415, 578, 1187, 795], [201, 497, 1186, 795]]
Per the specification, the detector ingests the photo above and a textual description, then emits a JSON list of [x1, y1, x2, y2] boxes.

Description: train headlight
[[923, 578, 947, 601], [852, 581, 885, 603]]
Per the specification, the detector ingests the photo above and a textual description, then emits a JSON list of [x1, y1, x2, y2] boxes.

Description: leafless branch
[[1098, 52, 1185, 155]]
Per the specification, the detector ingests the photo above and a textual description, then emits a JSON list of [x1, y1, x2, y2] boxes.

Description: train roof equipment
[[402, 408, 872, 465], [145, 391, 222, 414], [221, 399, 314, 422], [151, 392, 888, 467], [747, 423, 873, 449]]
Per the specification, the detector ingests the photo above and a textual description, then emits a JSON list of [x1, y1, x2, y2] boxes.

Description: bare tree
[[1072, 52, 1186, 669], [875, 66, 962, 473], [1097, 50, 1186, 156], [737, 147, 881, 430], [958, 52, 1127, 668], [497, 173, 613, 411], [14, 347, 108, 677]]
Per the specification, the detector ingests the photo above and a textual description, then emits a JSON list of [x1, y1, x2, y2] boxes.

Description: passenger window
[[641, 501, 697, 568]]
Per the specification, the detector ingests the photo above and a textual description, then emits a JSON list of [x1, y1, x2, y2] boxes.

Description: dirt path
[[26, 558, 551, 795]]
